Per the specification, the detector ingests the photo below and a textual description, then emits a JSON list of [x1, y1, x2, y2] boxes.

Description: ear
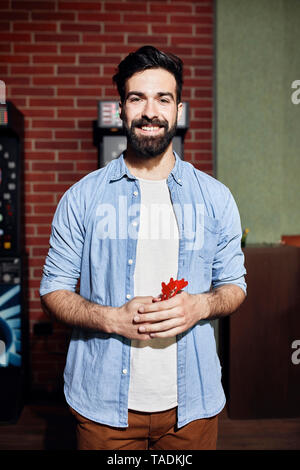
[[177, 102, 183, 124], [118, 101, 124, 121]]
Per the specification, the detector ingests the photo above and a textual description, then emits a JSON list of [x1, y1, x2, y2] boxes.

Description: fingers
[[137, 317, 182, 334], [138, 294, 182, 313], [138, 301, 165, 313], [132, 311, 186, 339], [125, 293, 188, 340], [133, 307, 180, 324]]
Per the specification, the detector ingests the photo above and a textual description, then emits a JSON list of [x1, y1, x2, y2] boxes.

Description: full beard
[[123, 116, 178, 159]]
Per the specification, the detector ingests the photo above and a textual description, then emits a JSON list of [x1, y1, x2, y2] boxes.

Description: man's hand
[[132, 291, 208, 339], [41, 290, 155, 340], [131, 284, 246, 339], [112, 296, 156, 340]]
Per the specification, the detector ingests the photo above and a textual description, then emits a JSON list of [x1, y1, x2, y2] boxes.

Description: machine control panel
[[0, 257, 21, 285], [0, 106, 8, 126], [98, 101, 122, 128], [0, 102, 23, 257], [0, 139, 20, 256]]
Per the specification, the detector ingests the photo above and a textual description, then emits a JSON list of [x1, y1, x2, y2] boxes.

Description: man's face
[[119, 68, 182, 159]]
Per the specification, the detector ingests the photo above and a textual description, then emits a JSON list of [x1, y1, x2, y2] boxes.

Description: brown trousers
[[70, 406, 218, 450]]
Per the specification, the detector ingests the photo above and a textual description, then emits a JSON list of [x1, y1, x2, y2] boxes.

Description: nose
[[142, 99, 158, 120]]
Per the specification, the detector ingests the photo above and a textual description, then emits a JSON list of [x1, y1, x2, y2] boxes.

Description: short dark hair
[[112, 45, 183, 104]]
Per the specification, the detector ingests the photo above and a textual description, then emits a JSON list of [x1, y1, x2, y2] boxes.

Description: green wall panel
[[216, 0, 300, 244]]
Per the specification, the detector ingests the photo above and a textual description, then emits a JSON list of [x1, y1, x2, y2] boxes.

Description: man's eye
[[129, 97, 141, 102], [160, 98, 170, 104]]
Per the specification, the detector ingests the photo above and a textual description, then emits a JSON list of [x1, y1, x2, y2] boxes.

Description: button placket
[[125, 180, 140, 302]]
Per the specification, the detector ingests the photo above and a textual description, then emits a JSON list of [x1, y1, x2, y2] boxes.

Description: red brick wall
[[0, 0, 214, 395]]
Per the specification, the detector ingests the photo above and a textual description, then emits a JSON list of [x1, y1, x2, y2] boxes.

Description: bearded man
[[40, 46, 246, 450]]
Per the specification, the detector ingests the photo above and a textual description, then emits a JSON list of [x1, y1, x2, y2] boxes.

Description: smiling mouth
[[141, 126, 160, 131], [136, 125, 165, 135]]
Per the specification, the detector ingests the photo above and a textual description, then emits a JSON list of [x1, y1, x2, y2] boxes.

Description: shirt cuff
[[40, 273, 78, 297], [212, 277, 247, 295]]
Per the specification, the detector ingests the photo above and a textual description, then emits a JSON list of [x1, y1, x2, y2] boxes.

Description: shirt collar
[[109, 151, 183, 186], [109, 153, 136, 182]]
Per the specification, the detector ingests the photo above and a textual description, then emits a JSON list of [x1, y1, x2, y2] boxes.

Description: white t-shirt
[[128, 178, 179, 412]]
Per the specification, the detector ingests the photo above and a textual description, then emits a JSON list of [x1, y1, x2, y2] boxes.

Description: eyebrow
[[126, 91, 175, 101]]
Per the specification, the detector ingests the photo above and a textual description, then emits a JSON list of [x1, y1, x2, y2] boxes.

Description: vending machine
[[93, 101, 189, 168], [0, 101, 26, 423]]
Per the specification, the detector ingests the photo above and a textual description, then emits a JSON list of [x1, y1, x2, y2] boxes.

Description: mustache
[[131, 118, 168, 129]]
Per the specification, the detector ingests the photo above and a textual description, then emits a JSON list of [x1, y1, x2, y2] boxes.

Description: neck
[[124, 144, 175, 180]]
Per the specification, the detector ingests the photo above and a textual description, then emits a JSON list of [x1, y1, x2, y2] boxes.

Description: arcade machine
[[93, 101, 189, 168], [0, 101, 25, 423]]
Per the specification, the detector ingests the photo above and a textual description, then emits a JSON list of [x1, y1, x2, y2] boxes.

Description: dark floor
[[0, 399, 299, 450]]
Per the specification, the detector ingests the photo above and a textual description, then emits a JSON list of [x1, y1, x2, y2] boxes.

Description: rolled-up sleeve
[[212, 188, 247, 294], [40, 189, 84, 296]]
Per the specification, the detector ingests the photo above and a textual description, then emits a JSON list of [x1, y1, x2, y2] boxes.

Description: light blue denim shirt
[[40, 152, 246, 428]]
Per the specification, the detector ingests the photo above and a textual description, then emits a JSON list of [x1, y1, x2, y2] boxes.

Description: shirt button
[[132, 221, 137, 226], [122, 369, 128, 375], [178, 178, 181, 183], [126, 294, 131, 299], [133, 191, 138, 196], [128, 259, 133, 265]]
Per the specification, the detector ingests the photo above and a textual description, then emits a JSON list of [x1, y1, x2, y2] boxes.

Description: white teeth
[[141, 126, 159, 131]]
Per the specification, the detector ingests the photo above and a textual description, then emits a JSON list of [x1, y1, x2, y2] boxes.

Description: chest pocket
[[181, 213, 220, 293], [198, 214, 220, 264]]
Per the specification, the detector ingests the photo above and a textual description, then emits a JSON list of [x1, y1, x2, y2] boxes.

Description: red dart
[[160, 277, 188, 300]]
